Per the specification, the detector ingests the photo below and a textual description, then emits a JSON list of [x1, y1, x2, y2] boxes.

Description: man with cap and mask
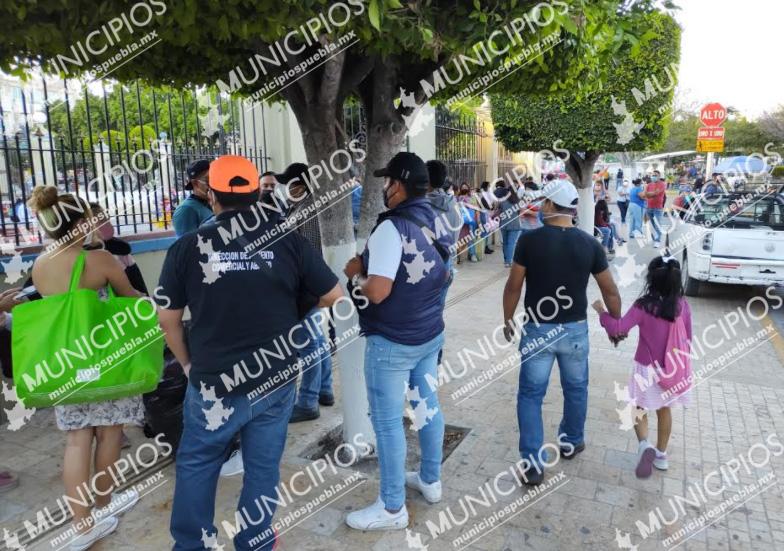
[[172, 159, 213, 237], [344, 152, 449, 531], [502, 179, 622, 486], [156, 155, 343, 550], [272, 163, 337, 423]]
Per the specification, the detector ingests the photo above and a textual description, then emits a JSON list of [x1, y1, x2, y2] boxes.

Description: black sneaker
[[319, 393, 335, 407], [560, 442, 585, 460], [485, 248, 494, 254], [518, 464, 544, 486], [289, 406, 319, 423]]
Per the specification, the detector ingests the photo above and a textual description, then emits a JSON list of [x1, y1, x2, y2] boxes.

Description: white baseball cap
[[542, 179, 579, 208]]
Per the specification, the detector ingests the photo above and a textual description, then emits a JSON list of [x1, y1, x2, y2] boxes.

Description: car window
[[770, 201, 784, 226], [692, 195, 784, 229]]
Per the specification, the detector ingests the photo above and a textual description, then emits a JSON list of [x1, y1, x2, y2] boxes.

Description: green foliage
[[45, 84, 210, 151], [1, 0, 670, 103], [772, 165, 784, 178], [128, 124, 157, 148], [663, 113, 700, 152], [490, 11, 681, 154]]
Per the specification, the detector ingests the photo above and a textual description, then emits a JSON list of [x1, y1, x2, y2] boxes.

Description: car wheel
[[682, 254, 700, 297]]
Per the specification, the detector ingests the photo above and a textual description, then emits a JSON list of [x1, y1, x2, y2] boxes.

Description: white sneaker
[[653, 241, 662, 249], [69, 515, 118, 551], [405, 472, 442, 503], [92, 488, 139, 521], [220, 450, 244, 477], [346, 498, 408, 531], [654, 451, 669, 471]]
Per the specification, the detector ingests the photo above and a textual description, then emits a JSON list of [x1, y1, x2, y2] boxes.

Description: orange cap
[[208, 155, 260, 194]]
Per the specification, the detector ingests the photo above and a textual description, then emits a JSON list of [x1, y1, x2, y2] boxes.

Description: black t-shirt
[[156, 209, 338, 398], [513, 225, 608, 324]]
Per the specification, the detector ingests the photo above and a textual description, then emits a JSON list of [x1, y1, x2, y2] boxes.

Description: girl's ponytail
[[634, 255, 684, 321]]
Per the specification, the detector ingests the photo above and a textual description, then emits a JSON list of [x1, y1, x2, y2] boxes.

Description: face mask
[[98, 221, 114, 241], [539, 201, 573, 223], [651, 176, 659, 182], [260, 190, 274, 206], [273, 184, 290, 208], [382, 183, 393, 209]]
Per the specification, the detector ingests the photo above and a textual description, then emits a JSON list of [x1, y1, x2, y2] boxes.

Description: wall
[[243, 101, 439, 171]]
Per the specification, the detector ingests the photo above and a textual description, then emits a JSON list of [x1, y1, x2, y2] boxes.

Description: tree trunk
[[564, 151, 600, 234], [356, 62, 409, 243], [284, 70, 375, 451]]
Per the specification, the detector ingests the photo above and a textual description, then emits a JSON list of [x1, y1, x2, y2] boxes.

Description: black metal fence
[[0, 75, 270, 245], [497, 141, 529, 182], [435, 107, 488, 188], [342, 102, 367, 180]]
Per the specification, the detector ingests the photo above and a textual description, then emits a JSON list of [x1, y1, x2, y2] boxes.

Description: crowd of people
[[589, 167, 730, 258], [0, 154, 695, 550]]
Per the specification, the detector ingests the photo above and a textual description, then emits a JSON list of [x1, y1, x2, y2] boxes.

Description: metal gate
[[0, 74, 270, 245], [435, 107, 487, 188]]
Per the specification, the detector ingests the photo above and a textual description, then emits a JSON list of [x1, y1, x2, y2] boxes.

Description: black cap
[[275, 163, 311, 188], [374, 152, 428, 190], [185, 159, 211, 190], [426, 160, 448, 190]]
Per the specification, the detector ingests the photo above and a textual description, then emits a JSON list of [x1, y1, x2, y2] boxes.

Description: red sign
[[698, 127, 725, 140], [700, 103, 727, 127]]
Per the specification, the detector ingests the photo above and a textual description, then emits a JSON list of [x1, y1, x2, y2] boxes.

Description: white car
[[667, 189, 784, 296]]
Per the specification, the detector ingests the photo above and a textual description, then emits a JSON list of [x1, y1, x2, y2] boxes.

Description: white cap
[[542, 179, 578, 208]]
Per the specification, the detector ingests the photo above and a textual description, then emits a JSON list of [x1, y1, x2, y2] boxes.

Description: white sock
[[655, 448, 666, 457], [638, 439, 649, 451]]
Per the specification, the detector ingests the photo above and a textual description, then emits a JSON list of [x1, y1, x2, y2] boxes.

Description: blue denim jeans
[[597, 226, 613, 251], [617, 200, 629, 224], [647, 207, 663, 243], [501, 229, 522, 264], [295, 308, 334, 409], [364, 332, 445, 510], [171, 382, 296, 551], [517, 321, 589, 469], [628, 202, 643, 238], [466, 235, 477, 259]]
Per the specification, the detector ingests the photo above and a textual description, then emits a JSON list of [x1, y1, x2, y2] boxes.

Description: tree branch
[[318, 36, 345, 107], [338, 54, 376, 105]]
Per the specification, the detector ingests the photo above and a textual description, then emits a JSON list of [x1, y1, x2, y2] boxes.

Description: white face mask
[[273, 184, 290, 207]]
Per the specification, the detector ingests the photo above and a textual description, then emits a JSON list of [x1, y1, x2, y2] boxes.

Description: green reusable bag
[[12, 251, 164, 407]]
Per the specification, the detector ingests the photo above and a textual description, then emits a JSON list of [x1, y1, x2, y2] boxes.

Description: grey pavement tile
[[8, 250, 784, 550]]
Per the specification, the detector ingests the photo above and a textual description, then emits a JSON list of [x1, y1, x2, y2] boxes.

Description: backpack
[[656, 314, 692, 394]]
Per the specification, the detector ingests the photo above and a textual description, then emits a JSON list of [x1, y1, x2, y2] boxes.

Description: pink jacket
[[600, 299, 692, 367]]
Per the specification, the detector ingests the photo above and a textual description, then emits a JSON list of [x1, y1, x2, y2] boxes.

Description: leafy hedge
[[490, 11, 681, 154]]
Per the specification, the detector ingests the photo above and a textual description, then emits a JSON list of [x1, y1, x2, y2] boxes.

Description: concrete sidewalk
[[4, 230, 784, 551]]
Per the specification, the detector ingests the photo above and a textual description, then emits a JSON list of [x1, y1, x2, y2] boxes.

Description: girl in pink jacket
[[593, 256, 693, 478]]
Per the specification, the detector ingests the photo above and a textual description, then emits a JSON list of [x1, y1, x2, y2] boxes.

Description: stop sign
[[700, 103, 727, 127]]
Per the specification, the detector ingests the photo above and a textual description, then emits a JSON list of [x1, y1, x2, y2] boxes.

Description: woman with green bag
[[27, 186, 146, 550]]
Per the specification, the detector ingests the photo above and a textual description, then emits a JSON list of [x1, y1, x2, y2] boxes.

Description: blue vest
[[358, 198, 447, 345]]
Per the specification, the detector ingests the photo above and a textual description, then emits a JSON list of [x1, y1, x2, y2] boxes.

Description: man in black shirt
[[502, 180, 622, 486], [156, 155, 342, 550]]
